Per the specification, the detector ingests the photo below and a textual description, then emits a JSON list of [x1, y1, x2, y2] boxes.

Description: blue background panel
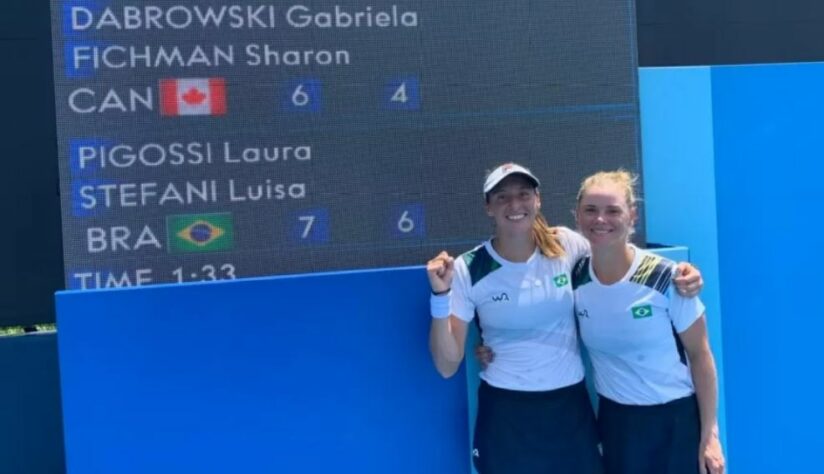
[[639, 66, 727, 446], [711, 62, 824, 474], [640, 62, 824, 473], [56, 267, 469, 474], [0, 333, 65, 474]]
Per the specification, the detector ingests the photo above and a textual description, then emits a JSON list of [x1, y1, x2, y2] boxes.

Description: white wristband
[[430, 292, 451, 319]]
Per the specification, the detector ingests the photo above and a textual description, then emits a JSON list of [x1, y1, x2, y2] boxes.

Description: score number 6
[[392, 204, 425, 238], [284, 79, 321, 112]]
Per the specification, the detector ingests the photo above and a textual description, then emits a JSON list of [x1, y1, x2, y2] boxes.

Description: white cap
[[483, 163, 540, 194]]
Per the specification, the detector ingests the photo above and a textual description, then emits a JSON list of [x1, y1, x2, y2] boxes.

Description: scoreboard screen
[[51, 1, 644, 289]]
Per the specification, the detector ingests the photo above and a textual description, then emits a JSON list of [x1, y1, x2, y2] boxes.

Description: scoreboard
[[51, 1, 644, 289]]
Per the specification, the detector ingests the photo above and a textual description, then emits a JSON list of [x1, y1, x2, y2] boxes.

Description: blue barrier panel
[[639, 66, 727, 446], [0, 333, 65, 474], [56, 267, 469, 474], [640, 62, 824, 473], [711, 62, 824, 474]]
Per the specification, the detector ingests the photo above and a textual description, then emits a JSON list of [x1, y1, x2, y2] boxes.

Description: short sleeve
[[556, 226, 590, 263], [449, 257, 476, 322], [667, 286, 706, 333]]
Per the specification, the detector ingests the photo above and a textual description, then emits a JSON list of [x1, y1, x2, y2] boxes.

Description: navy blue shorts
[[472, 380, 603, 474], [597, 394, 700, 474]]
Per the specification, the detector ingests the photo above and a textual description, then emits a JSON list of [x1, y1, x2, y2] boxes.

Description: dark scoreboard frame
[[50, 0, 645, 289]]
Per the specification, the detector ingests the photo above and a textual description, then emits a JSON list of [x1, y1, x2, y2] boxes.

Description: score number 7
[[298, 215, 315, 239], [290, 208, 329, 243]]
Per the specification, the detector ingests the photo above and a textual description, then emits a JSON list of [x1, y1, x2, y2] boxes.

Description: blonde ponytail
[[533, 213, 565, 258]]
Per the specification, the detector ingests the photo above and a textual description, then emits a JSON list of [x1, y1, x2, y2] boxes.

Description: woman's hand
[[699, 429, 725, 474], [674, 262, 703, 297], [427, 251, 454, 293], [474, 344, 494, 370]]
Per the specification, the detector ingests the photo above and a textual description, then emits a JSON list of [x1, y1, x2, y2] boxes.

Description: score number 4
[[384, 77, 420, 110]]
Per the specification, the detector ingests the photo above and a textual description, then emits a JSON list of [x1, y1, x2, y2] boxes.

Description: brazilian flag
[[553, 273, 569, 288], [631, 304, 653, 319], [167, 213, 233, 253]]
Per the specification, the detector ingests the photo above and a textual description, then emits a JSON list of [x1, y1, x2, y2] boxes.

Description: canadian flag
[[159, 78, 226, 116]]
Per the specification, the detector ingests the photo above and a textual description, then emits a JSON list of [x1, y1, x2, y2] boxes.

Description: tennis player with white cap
[[426, 163, 703, 474]]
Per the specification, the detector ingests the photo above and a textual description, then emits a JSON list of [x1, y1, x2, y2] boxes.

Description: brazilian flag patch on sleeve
[[631, 304, 653, 319]]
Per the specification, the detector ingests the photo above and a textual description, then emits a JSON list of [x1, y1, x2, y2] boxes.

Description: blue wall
[[639, 66, 727, 445], [0, 333, 65, 474], [641, 62, 824, 473], [58, 247, 698, 474], [56, 268, 469, 474], [711, 62, 824, 474]]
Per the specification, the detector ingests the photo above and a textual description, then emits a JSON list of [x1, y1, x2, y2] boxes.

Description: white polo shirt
[[573, 246, 705, 405], [450, 227, 589, 391]]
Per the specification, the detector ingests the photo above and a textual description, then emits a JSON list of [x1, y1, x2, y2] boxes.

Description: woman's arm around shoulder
[[673, 261, 704, 297], [556, 226, 590, 262]]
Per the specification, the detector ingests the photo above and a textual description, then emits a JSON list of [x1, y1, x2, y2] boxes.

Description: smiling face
[[576, 182, 637, 249], [485, 174, 540, 237]]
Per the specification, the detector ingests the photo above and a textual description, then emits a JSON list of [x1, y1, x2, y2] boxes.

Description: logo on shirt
[[491, 292, 510, 302], [576, 309, 589, 319], [631, 304, 653, 319], [553, 273, 569, 287]]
